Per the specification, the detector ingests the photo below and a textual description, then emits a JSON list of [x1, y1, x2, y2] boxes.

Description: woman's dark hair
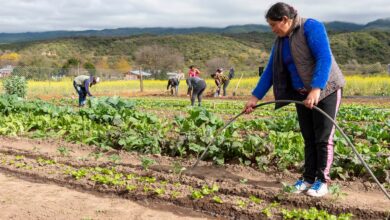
[[189, 65, 194, 69], [265, 2, 297, 21]]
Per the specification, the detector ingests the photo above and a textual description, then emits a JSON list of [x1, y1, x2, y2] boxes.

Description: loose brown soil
[[0, 136, 389, 219]]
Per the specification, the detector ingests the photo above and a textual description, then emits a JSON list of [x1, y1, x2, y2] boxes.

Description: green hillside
[[6, 34, 265, 72], [1, 30, 389, 77]]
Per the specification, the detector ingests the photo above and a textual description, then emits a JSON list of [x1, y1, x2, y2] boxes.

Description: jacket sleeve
[[251, 46, 274, 100], [304, 19, 332, 89], [84, 79, 93, 96]]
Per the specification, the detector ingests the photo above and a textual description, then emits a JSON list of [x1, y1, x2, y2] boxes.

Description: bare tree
[[205, 57, 231, 76], [134, 45, 184, 79]]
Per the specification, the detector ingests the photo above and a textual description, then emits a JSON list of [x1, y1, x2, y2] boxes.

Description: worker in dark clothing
[[187, 77, 206, 106], [167, 77, 179, 96], [73, 75, 100, 107]]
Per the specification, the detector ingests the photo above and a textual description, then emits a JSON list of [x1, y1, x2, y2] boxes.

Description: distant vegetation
[[0, 19, 389, 79]]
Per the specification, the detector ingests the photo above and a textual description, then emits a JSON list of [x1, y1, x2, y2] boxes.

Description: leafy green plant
[[71, 168, 88, 180], [281, 207, 353, 220], [282, 182, 296, 193], [172, 160, 186, 175], [191, 190, 204, 200], [57, 146, 70, 156], [3, 76, 27, 98], [236, 199, 247, 208], [239, 178, 248, 184], [108, 154, 121, 164], [329, 184, 347, 199], [261, 207, 272, 218], [126, 185, 137, 191], [154, 188, 165, 196], [171, 191, 181, 199], [140, 157, 156, 171], [212, 196, 223, 204], [249, 195, 262, 204]]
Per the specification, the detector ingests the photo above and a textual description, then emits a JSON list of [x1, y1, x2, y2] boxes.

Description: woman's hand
[[304, 88, 321, 109], [244, 96, 259, 114]]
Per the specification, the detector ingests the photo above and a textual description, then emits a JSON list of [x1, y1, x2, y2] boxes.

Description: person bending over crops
[[167, 77, 179, 96], [73, 75, 100, 107], [211, 68, 230, 97], [244, 2, 345, 197], [187, 77, 206, 106], [186, 65, 201, 96], [167, 71, 185, 96]]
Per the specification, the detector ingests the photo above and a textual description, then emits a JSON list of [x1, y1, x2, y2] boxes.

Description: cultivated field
[[0, 92, 389, 219]]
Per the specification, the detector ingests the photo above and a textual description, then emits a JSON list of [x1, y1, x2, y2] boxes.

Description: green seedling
[[15, 162, 26, 168], [171, 191, 181, 199], [191, 190, 204, 200], [126, 185, 137, 191], [140, 157, 156, 171], [15, 155, 25, 161], [108, 154, 121, 164], [236, 199, 247, 208], [249, 195, 262, 204], [143, 186, 152, 193], [126, 173, 136, 180], [71, 168, 88, 180], [89, 152, 103, 160], [282, 182, 296, 193], [212, 196, 223, 204], [239, 178, 248, 184], [172, 161, 186, 175], [37, 157, 56, 165], [262, 207, 273, 218], [329, 184, 347, 199], [57, 146, 70, 156], [154, 188, 165, 196]]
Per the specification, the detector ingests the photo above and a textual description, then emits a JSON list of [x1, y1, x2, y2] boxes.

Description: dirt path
[[0, 172, 211, 220], [0, 136, 389, 219]]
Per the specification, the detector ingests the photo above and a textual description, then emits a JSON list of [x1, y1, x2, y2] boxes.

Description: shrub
[[3, 75, 27, 98]]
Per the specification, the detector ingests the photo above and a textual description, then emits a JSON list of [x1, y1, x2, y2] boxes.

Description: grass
[[0, 75, 389, 98]]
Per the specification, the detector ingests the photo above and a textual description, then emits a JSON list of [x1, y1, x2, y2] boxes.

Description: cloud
[[0, 0, 388, 33]]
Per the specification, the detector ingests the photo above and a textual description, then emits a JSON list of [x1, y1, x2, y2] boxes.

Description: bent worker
[[73, 75, 100, 107], [167, 77, 179, 96], [187, 77, 206, 106], [187, 65, 201, 96], [211, 68, 230, 97]]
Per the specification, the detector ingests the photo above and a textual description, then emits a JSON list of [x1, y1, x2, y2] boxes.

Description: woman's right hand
[[244, 96, 259, 114]]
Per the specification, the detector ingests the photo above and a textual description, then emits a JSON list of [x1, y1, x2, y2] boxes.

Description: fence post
[[388, 64, 390, 75], [139, 67, 144, 92]]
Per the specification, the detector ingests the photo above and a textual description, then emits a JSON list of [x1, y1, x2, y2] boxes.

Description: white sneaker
[[292, 180, 312, 194], [306, 180, 328, 197]]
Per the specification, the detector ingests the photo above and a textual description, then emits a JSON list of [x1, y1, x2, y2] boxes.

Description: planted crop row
[[0, 95, 388, 183], [0, 152, 357, 220]]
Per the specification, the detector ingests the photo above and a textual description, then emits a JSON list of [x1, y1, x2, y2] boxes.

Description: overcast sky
[[0, 0, 389, 33]]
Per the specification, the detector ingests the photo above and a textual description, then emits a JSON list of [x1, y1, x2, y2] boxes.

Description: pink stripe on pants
[[324, 89, 342, 182]]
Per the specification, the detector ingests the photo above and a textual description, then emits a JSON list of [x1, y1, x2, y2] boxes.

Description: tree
[[0, 52, 20, 65], [114, 57, 131, 73], [83, 62, 96, 75], [205, 57, 231, 76], [61, 58, 81, 76], [134, 45, 184, 79]]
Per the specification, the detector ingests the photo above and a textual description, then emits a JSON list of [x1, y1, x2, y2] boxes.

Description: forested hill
[[0, 18, 389, 44], [0, 31, 389, 73]]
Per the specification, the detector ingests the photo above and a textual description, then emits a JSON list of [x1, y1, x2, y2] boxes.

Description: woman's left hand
[[304, 88, 321, 109]]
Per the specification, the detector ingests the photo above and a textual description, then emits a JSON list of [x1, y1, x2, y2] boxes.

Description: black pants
[[296, 89, 342, 183], [191, 80, 206, 106]]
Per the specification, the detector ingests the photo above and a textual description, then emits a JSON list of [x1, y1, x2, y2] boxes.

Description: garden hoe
[[187, 100, 390, 200]]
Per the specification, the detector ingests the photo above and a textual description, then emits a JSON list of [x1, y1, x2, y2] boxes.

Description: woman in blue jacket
[[244, 2, 345, 197]]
